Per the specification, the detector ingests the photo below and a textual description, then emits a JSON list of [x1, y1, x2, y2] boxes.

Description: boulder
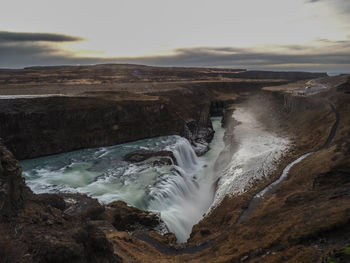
[[37, 193, 66, 211], [106, 201, 163, 232], [61, 193, 105, 220], [123, 149, 177, 165]]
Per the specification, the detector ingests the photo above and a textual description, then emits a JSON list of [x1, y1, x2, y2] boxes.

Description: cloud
[[0, 31, 84, 68], [0, 31, 82, 42], [120, 46, 350, 73], [0, 31, 349, 73], [305, 0, 350, 14]]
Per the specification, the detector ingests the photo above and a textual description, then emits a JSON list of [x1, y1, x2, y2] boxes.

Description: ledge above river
[[0, 78, 290, 160], [0, 87, 216, 160]]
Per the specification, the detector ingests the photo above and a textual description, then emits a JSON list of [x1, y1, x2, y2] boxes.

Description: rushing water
[[212, 106, 290, 208], [21, 117, 225, 243]]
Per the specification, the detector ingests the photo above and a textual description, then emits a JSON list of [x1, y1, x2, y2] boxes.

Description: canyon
[[0, 64, 349, 263]]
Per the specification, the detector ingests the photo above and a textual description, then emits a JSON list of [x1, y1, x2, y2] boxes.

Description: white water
[[21, 117, 225, 243], [212, 106, 290, 208]]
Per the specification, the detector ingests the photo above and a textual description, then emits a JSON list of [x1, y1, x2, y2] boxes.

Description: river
[[21, 105, 291, 243], [21, 117, 225, 243]]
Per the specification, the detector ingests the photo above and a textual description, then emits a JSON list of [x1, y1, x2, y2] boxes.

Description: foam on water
[[212, 107, 290, 208]]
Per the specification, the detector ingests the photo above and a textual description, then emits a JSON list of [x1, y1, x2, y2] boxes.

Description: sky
[[0, 0, 349, 73]]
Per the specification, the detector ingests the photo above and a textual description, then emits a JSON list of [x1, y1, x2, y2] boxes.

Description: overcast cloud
[[0, 31, 82, 42], [306, 0, 350, 14], [1, 0, 349, 73], [1, 31, 349, 73]]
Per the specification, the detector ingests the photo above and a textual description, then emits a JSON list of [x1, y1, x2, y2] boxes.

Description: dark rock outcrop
[[106, 201, 164, 232], [337, 76, 350, 94], [0, 96, 185, 160], [0, 77, 290, 160], [210, 100, 226, 116], [0, 142, 121, 262], [123, 149, 177, 165], [0, 140, 31, 220], [37, 193, 66, 211], [61, 193, 105, 220], [183, 119, 214, 156]]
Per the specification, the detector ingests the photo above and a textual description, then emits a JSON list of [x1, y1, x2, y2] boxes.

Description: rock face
[[0, 142, 121, 263], [106, 201, 165, 232], [0, 87, 216, 160], [337, 76, 350, 93], [61, 193, 106, 220], [123, 149, 177, 165], [210, 100, 226, 116], [0, 96, 184, 160], [0, 78, 290, 160], [183, 119, 215, 156], [0, 140, 30, 220]]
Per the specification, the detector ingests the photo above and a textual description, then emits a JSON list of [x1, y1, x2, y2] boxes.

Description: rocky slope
[[181, 76, 350, 262], [0, 142, 121, 262]]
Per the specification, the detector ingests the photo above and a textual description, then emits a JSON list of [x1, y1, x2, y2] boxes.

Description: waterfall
[[21, 118, 226, 244], [148, 167, 198, 206], [145, 136, 202, 242], [167, 136, 199, 172]]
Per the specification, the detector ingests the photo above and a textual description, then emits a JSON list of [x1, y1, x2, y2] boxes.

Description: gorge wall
[[0, 96, 184, 160], [0, 80, 284, 160]]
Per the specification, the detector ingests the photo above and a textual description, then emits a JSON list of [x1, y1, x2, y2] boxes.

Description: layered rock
[[105, 201, 166, 233], [0, 95, 185, 160], [0, 78, 291, 160], [0, 142, 121, 262], [123, 149, 177, 166], [0, 140, 30, 220]]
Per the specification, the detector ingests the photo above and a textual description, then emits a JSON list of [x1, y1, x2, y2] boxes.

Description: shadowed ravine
[[134, 100, 340, 255]]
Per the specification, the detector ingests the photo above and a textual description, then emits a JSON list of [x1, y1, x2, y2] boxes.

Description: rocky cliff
[[0, 80, 284, 160], [0, 94, 182, 159], [0, 141, 122, 262]]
